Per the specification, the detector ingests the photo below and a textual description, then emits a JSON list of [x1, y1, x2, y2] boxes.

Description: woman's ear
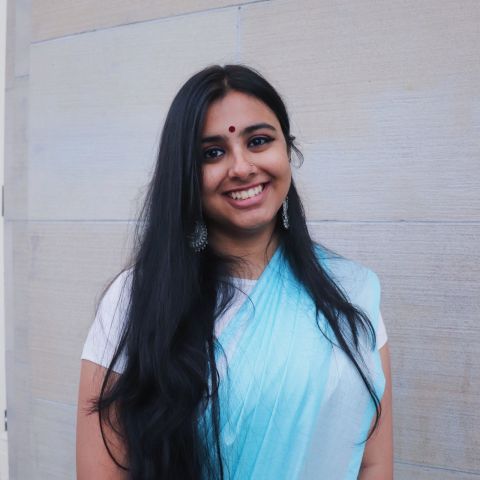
[[287, 134, 296, 162]]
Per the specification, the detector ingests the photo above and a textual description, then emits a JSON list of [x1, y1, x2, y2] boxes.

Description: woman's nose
[[229, 147, 255, 178]]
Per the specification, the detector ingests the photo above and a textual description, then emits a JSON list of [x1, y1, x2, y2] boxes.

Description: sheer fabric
[[202, 246, 386, 479]]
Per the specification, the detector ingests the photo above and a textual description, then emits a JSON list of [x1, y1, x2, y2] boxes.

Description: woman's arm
[[76, 359, 128, 480], [358, 342, 393, 480]]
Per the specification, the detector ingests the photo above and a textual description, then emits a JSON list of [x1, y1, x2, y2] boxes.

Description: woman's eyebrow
[[201, 123, 277, 144], [241, 122, 277, 135], [201, 134, 225, 144]]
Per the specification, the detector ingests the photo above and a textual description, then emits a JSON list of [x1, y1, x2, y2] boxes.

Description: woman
[[76, 64, 393, 479]]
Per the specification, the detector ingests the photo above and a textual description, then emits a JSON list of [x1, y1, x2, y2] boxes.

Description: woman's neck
[[208, 225, 279, 280]]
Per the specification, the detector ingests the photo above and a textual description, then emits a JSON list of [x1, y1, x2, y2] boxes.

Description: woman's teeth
[[228, 184, 264, 200]]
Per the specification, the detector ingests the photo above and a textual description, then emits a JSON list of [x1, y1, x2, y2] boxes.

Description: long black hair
[[93, 64, 381, 479]]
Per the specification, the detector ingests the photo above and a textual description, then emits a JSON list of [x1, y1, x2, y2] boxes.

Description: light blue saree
[[205, 245, 385, 479]]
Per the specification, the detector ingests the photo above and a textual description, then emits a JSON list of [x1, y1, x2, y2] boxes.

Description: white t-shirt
[[81, 271, 388, 374]]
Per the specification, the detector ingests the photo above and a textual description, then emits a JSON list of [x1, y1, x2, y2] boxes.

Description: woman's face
[[200, 91, 291, 239]]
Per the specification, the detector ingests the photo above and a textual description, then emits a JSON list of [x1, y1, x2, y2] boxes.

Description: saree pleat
[[204, 246, 385, 479]]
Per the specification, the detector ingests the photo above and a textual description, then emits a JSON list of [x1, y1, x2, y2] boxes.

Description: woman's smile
[[223, 182, 270, 208]]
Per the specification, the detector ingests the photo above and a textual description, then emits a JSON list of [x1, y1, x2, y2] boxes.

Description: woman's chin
[[219, 217, 277, 237]]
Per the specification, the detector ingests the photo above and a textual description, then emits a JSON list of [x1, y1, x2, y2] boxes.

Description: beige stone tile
[[6, 220, 133, 475], [8, 221, 133, 404], [31, 399, 76, 479], [0, 432, 9, 480], [5, 0, 16, 89], [32, 0, 259, 41], [5, 354, 34, 480], [242, 0, 480, 221], [13, 0, 32, 78], [4, 77, 29, 220], [27, 8, 237, 220]]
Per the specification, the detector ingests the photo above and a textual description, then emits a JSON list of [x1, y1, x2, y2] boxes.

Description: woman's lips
[[224, 181, 265, 195], [223, 182, 270, 208]]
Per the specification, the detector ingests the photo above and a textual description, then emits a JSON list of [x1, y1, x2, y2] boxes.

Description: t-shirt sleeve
[[81, 270, 132, 374], [376, 311, 388, 350]]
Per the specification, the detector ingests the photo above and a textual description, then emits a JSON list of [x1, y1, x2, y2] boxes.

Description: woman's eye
[[248, 136, 272, 148], [203, 147, 224, 160]]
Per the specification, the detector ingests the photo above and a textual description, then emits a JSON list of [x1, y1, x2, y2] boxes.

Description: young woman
[[76, 64, 393, 479]]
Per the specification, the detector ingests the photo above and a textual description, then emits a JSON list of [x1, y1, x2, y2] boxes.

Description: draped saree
[[202, 245, 386, 479]]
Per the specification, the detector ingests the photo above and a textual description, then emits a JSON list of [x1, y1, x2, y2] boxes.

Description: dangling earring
[[282, 196, 289, 230], [188, 220, 208, 252]]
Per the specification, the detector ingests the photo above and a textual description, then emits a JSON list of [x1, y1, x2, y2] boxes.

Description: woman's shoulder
[[81, 267, 134, 373], [313, 244, 383, 337], [313, 244, 381, 304], [98, 267, 134, 313], [94, 267, 134, 344]]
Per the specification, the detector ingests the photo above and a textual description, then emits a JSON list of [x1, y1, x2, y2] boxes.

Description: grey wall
[[4, 0, 480, 478]]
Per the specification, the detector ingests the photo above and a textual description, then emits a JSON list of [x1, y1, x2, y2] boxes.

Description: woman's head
[[200, 89, 292, 241], [153, 64, 299, 249]]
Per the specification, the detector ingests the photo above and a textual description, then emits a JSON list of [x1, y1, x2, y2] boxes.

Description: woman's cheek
[[202, 166, 221, 197]]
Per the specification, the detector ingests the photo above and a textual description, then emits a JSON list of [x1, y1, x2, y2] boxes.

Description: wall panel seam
[[6, 73, 29, 87], [5, 219, 137, 224], [5, 219, 480, 225], [308, 220, 480, 225], [31, 0, 272, 45], [34, 397, 76, 409], [394, 459, 480, 476], [235, 6, 242, 62]]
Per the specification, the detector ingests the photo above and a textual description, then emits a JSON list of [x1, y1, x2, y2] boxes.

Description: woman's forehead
[[202, 91, 279, 134]]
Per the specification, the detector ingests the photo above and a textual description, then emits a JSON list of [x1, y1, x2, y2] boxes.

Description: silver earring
[[282, 197, 289, 230], [188, 221, 208, 252]]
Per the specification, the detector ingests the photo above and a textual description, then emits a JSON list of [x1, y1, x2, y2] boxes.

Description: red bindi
[[228, 125, 236, 133]]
